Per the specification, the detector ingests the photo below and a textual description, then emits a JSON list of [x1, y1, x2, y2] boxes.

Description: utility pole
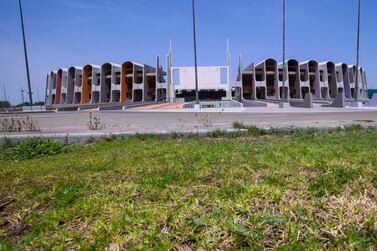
[[3, 84, 7, 102], [19, 0, 33, 107], [36, 88, 40, 103], [21, 88, 25, 104], [355, 0, 361, 101], [36, 88, 42, 111], [282, 0, 287, 102], [192, 0, 199, 104]]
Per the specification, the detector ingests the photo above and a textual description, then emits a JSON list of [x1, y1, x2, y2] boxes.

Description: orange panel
[[121, 62, 133, 103], [121, 64, 127, 102], [55, 70, 62, 104], [82, 65, 92, 104]]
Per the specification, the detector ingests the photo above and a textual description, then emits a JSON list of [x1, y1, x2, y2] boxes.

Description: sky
[[0, 0, 376, 104]]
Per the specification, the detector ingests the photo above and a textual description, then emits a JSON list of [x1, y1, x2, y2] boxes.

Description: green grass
[[1, 127, 377, 250]]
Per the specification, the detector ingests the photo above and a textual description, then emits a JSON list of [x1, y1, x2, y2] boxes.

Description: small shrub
[[292, 128, 320, 140], [233, 121, 246, 129], [0, 137, 14, 150], [134, 133, 158, 141], [101, 134, 117, 142], [3, 138, 71, 160], [87, 112, 105, 131], [0, 115, 39, 132], [209, 129, 227, 138], [86, 136, 97, 144], [246, 125, 268, 136], [232, 122, 268, 136], [196, 113, 214, 128], [344, 124, 364, 132]]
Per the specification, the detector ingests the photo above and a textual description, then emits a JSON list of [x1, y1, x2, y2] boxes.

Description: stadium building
[[45, 49, 369, 108]]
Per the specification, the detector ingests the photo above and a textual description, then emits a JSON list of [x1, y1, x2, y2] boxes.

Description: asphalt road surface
[[3, 107, 376, 133]]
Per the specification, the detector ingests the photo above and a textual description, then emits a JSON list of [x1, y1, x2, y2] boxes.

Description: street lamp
[[192, 0, 199, 104], [282, 0, 287, 102], [19, 0, 33, 107], [355, 0, 361, 101]]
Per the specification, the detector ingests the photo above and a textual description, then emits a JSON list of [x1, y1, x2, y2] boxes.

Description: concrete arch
[[68, 66, 83, 104], [57, 68, 68, 104], [335, 63, 346, 96], [85, 65, 101, 104], [133, 63, 145, 102], [299, 61, 310, 99], [308, 60, 320, 98], [55, 69, 63, 104], [49, 71, 57, 105], [360, 67, 368, 99], [318, 62, 330, 99], [67, 67, 76, 104], [241, 63, 254, 100], [348, 65, 357, 98], [321, 61, 337, 98], [287, 59, 300, 99], [265, 58, 278, 99], [82, 65, 93, 104], [74, 67, 83, 104], [45, 72, 54, 105], [155, 56, 167, 102], [100, 63, 121, 103], [82, 64, 100, 104], [254, 60, 267, 99], [121, 61, 134, 103], [45, 74, 50, 105], [336, 63, 350, 98], [277, 62, 289, 100], [145, 64, 156, 101]]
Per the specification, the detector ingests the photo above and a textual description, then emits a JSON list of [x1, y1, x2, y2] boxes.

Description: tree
[[0, 100, 11, 108]]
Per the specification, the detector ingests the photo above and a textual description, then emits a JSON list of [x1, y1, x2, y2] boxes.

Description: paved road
[[3, 107, 376, 133]]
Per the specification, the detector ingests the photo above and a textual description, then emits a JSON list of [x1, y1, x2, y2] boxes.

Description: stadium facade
[[45, 50, 369, 107]]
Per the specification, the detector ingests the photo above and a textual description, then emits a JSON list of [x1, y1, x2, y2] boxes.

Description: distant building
[[45, 50, 369, 107]]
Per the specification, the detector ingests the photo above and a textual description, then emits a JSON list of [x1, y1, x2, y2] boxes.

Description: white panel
[[173, 66, 228, 90]]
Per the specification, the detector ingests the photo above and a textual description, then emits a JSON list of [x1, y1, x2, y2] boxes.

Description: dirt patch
[[0, 197, 15, 211], [0, 223, 31, 239]]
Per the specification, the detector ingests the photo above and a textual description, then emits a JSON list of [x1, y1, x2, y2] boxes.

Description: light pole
[[20, 88, 25, 104], [355, 0, 361, 101], [19, 0, 33, 107], [192, 0, 199, 104], [3, 84, 7, 103], [282, 0, 287, 102]]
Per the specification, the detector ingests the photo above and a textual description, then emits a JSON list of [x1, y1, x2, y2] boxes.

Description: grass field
[[1, 126, 377, 250]]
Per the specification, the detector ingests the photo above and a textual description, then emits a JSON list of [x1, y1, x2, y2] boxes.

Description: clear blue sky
[[0, 0, 376, 104]]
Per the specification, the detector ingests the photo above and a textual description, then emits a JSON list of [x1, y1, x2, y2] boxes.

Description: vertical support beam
[[166, 54, 175, 103], [167, 41, 175, 103], [226, 38, 232, 100], [238, 54, 243, 100], [155, 55, 160, 102]]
